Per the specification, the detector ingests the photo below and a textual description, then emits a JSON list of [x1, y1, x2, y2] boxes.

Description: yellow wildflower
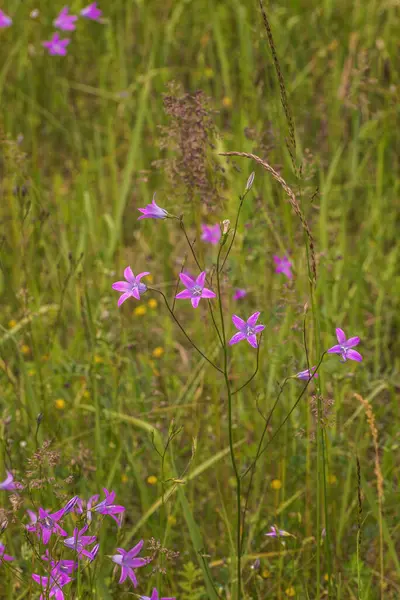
[[147, 299, 157, 309], [152, 347, 164, 358], [285, 587, 296, 597], [8, 320, 17, 328], [55, 399, 66, 410], [134, 306, 146, 316], [121, 473, 129, 484], [147, 475, 158, 485], [21, 344, 30, 355], [167, 514, 177, 526], [271, 479, 282, 490], [222, 96, 233, 109]]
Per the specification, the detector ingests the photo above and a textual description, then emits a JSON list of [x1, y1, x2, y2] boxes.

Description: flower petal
[[112, 281, 131, 292], [124, 267, 135, 283], [179, 273, 195, 289], [191, 297, 201, 308], [254, 324, 265, 334], [346, 349, 363, 362], [127, 567, 138, 587], [136, 272, 151, 282], [127, 539, 144, 557], [232, 315, 246, 330], [131, 287, 141, 300], [196, 271, 206, 287], [247, 312, 260, 327], [335, 328, 346, 344], [345, 336, 360, 348], [201, 287, 216, 299], [228, 332, 246, 346], [247, 334, 258, 348], [327, 344, 342, 354], [119, 566, 128, 584], [118, 292, 132, 307], [175, 290, 192, 299]]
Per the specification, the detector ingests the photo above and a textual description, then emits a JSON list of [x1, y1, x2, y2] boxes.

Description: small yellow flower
[[94, 355, 103, 364], [145, 274, 153, 283], [327, 474, 337, 485], [204, 67, 214, 79], [134, 306, 147, 317], [147, 475, 158, 485], [152, 347, 164, 358], [8, 319, 17, 328], [271, 479, 282, 490], [121, 473, 129, 484], [167, 514, 177, 526], [28, 369, 36, 377], [147, 299, 157, 309], [21, 344, 30, 355], [324, 573, 330, 582], [83, 390, 90, 399], [285, 587, 296, 597], [55, 399, 66, 410], [222, 96, 233, 109], [262, 569, 270, 579]]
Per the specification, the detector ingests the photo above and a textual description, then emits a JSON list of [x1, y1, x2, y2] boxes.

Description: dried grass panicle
[[258, 0, 297, 172], [354, 393, 383, 502], [153, 82, 222, 208], [219, 151, 317, 281]]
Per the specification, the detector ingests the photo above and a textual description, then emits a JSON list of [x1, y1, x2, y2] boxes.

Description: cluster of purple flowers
[[0, 5, 103, 56], [113, 195, 363, 370], [0, 477, 174, 599]]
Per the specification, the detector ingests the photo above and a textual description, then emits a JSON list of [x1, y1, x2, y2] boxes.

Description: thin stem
[[216, 241, 242, 599], [232, 335, 262, 395], [219, 191, 248, 273], [179, 219, 204, 273], [150, 287, 223, 374]]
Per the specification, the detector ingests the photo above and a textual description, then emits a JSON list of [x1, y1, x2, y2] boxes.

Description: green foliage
[[178, 561, 207, 600]]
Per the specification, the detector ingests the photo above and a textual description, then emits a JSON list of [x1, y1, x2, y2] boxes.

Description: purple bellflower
[[327, 328, 362, 362], [229, 312, 265, 348], [0, 10, 12, 28], [93, 488, 125, 526], [140, 589, 176, 600], [265, 525, 292, 538], [111, 540, 147, 587], [0, 471, 18, 491], [201, 223, 221, 245], [64, 525, 97, 559], [233, 288, 247, 301], [32, 569, 72, 600], [75, 494, 99, 523], [54, 7, 78, 31], [42, 33, 70, 56], [295, 366, 318, 380], [112, 267, 150, 306], [273, 255, 292, 279], [175, 271, 216, 308], [137, 193, 168, 220], [42, 550, 77, 576], [80, 3, 102, 20], [87, 543, 100, 561], [0, 544, 14, 563], [29, 497, 78, 545]]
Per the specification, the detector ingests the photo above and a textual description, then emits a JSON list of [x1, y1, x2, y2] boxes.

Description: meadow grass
[[0, 0, 399, 598]]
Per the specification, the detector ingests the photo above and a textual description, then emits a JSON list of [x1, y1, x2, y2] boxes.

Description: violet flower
[[0, 10, 12, 28], [137, 193, 168, 220], [32, 569, 72, 599], [265, 525, 291, 537], [273, 255, 292, 279], [112, 267, 150, 306], [229, 312, 265, 348], [0, 544, 14, 563], [175, 271, 216, 308], [42, 550, 77, 576], [233, 288, 247, 301], [201, 223, 221, 245], [111, 540, 147, 587], [42, 33, 70, 56], [87, 543, 100, 561], [30, 497, 78, 545], [93, 488, 125, 526], [327, 328, 362, 362], [295, 366, 318, 380], [54, 7, 78, 31], [75, 494, 99, 523], [80, 2, 102, 20], [0, 471, 18, 491], [140, 589, 176, 600], [64, 525, 97, 558]]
